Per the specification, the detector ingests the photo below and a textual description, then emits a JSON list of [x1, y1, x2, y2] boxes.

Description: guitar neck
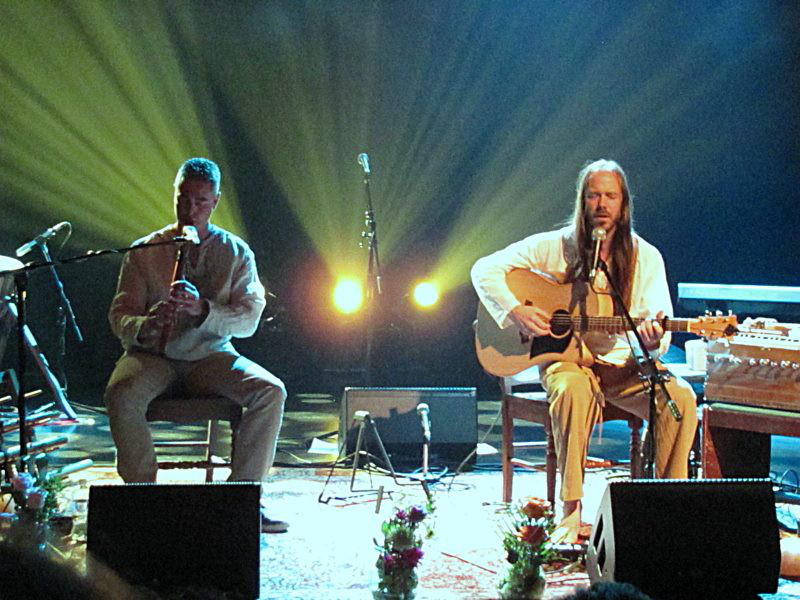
[[561, 315, 693, 334]]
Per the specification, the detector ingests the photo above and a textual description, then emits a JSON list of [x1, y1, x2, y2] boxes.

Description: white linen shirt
[[470, 226, 673, 364], [109, 223, 266, 361]]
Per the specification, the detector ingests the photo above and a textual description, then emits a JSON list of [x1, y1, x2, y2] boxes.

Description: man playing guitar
[[471, 159, 698, 542]]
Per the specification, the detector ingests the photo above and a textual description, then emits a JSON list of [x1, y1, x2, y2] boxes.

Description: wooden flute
[[158, 226, 198, 353]]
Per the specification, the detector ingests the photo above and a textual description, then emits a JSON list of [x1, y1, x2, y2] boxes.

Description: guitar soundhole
[[550, 309, 571, 337]]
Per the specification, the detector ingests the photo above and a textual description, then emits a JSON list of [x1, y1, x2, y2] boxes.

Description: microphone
[[417, 403, 431, 443], [15, 222, 70, 257], [177, 225, 200, 245], [588, 226, 607, 285], [357, 152, 370, 175]]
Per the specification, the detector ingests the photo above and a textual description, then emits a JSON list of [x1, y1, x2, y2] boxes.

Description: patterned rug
[[26, 464, 800, 599]]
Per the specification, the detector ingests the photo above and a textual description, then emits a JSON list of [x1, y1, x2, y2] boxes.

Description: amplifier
[[338, 387, 477, 465]]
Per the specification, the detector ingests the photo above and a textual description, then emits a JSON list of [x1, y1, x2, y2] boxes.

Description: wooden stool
[[145, 396, 243, 482]]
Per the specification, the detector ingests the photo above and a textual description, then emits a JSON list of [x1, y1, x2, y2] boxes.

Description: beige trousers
[[541, 361, 697, 502], [104, 350, 286, 483]]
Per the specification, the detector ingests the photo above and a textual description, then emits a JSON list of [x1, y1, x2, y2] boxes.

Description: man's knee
[[251, 375, 287, 409], [667, 379, 697, 418], [547, 371, 594, 415], [103, 375, 157, 419]]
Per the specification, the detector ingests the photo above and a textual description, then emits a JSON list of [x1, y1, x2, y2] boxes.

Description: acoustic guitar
[[475, 268, 739, 376]]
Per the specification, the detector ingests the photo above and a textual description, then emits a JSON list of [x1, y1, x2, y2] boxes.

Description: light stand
[[596, 260, 682, 478]]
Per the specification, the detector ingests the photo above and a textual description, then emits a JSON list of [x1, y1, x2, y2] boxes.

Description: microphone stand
[[359, 165, 382, 386], [13, 271, 29, 469], [596, 260, 682, 479], [421, 435, 430, 481], [38, 242, 83, 393], [0, 237, 192, 470]]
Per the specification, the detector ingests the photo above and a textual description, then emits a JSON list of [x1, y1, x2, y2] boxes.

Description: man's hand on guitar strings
[[637, 310, 665, 351], [509, 304, 551, 337]]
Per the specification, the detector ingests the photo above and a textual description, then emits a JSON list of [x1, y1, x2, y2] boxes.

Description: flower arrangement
[[9, 471, 63, 524], [1, 469, 66, 550], [373, 500, 434, 599], [498, 497, 555, 600]]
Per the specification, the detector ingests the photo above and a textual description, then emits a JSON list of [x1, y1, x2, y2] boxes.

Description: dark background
[[1, 1, 798, 404]]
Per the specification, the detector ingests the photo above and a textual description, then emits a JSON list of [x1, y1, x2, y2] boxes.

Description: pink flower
[[408, 506, 426, 524], [11, 473, 34, 492], [382, 553, 397, 570], [26, 488, 48, 509], [395, 509, 408, 521], [400, 547, 424, 568]]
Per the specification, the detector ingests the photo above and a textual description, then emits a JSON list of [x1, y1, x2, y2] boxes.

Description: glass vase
[[499, 564, 546, 600]]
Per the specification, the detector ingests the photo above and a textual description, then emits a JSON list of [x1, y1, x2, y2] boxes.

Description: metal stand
[[597, 260, 681, 478], [421, 438, 430, 481], [0, 235, 195, 469], [318, 410, 422, 504], [349, 410, 400, 492], [1, 297, 77, 420], [39, 242, 83, 393], [358, 155, 382, 386]]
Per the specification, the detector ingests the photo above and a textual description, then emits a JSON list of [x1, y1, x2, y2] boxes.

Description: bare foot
[[552, 500, 582, 544]]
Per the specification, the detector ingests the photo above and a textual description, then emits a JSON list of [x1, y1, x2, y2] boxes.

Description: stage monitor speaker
[[586, 478, 780, 599], [339, 387, 477, 464], [87, 482, 260, 599]]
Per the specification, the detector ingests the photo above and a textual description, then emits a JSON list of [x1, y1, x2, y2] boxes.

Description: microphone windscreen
[[182, 226, 200, 245]]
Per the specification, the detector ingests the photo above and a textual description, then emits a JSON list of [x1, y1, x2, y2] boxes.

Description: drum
[[0, 255, 23, 299]]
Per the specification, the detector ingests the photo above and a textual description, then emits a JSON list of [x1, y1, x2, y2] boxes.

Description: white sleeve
[[470, 234, 550, 328], [629, 245, 674, 358]]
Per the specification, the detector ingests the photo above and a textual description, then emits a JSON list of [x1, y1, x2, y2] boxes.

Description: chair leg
[[629, 419, 642, 479], [205, 420, 216, 483], [501, 396, 514, 503], [545, 417, 557, 505]]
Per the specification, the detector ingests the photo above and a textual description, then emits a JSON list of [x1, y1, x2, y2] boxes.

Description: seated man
[[471, 159, 697, 541], [104, 157, 288, 533]]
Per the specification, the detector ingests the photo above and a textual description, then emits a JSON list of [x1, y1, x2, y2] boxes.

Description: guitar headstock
[[688, 313, 739, 340]]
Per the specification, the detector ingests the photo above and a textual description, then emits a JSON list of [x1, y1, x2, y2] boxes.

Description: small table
[[702, 402, 800, 478]]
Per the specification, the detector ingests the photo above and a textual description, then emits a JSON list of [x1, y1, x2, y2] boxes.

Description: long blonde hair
[[566, 159, 636, 309]]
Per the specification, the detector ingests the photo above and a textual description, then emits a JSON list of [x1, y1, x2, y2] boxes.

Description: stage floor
[[16, 395, 800, 599]]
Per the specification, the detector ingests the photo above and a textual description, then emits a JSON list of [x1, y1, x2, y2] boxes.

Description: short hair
[[174, 157, 221, 195]]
